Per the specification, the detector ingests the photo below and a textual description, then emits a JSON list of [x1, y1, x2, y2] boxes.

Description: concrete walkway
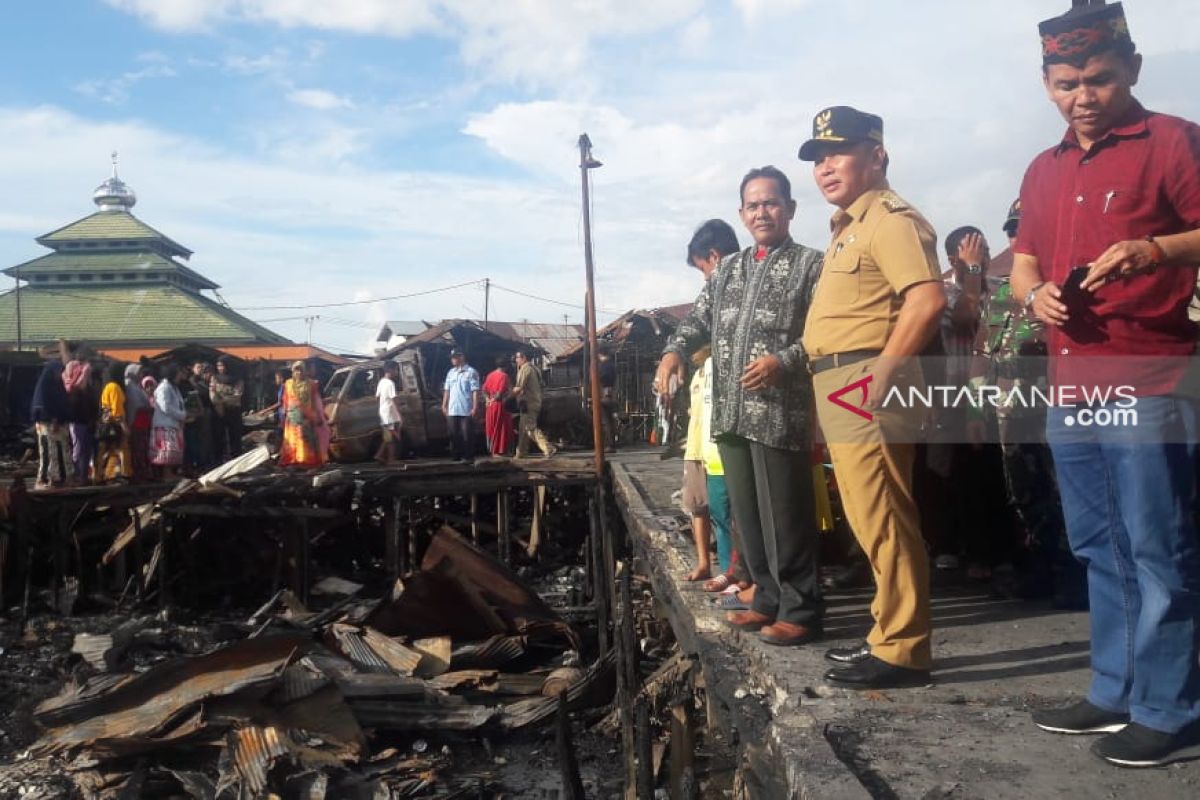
[[610, 449, 1200, 799]]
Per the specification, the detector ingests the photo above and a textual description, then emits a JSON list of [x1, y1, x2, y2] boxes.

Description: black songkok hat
[[1039, 1, 1133, 66], [797, 106, 884, 162], [1003, 199, 1022, 235]]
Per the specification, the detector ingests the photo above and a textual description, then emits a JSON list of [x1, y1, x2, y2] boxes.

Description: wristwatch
[[966, 263, 983, 275], [1023, 281, 1046, 309]]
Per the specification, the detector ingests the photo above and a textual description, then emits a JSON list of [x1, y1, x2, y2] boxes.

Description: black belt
[[808, 349, 882, 375]]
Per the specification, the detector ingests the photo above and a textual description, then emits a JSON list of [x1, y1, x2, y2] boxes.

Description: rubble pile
[[9, 527, 612, 799]]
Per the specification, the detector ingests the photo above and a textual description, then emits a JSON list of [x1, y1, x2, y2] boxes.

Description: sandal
[[702, 573, 735, 593], [718, 593, 750, 611]]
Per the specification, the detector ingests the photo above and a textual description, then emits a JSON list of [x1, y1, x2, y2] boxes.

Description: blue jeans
[[707, 474, 733, 574], [1047, 397, 1200, 733]]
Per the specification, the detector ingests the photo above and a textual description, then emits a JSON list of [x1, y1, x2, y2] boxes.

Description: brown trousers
[[813, 358, 931, 669]]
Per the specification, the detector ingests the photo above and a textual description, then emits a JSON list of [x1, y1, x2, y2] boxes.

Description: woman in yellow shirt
[[97, 362, 131, 481]]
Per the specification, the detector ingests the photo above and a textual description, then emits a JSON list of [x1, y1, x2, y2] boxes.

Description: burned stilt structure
[[0, 447, 717, 798]]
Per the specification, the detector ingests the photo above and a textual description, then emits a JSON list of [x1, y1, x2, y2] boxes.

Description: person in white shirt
[[374, 361, 404, 464]]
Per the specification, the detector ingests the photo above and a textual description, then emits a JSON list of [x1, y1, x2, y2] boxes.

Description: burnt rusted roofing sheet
[[228, 725, 289, 795], [33, 634, 312, 756]]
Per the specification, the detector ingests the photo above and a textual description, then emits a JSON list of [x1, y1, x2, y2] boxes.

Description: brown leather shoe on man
[[725, 610, 773, 631], [759, 621, 822, 647]]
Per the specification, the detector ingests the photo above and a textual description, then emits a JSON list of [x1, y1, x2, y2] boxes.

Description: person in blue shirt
[[442, 348, 480, 461]]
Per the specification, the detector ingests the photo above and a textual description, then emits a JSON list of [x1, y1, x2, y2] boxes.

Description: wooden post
[[616, 562, 637, 798], [527, 484, 547, 559], [669, 702, 697, 799], [470, 493, 480, 545], [386, 496, 401, 580], [590, 489, 610, 655], [157, 517, 170, 613], [131, 508, 144, 602], [289, 518, 310, 605], [497, 490, 511, 563], [636, 696, 654, 798], [53, 504, 70, 612], [556, 692, 586, 800], [407, 504, 417, 575]]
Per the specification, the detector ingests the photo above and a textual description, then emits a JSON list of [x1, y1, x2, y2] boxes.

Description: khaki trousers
[[515, 411, 553, 456], [813, 358, 931, 669]]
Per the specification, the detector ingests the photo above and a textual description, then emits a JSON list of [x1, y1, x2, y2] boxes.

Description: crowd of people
[[30, 349, 331, 486], [656, 1, 1200, 768]]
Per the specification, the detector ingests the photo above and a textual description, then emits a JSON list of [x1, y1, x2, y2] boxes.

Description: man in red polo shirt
[[1010, 0, 1200, 768]]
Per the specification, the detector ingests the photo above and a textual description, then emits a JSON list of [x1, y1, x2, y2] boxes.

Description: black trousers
[[212, 410, 243, 462], [999, 412, 1086, 597], [448, 416, 473, 459], [718, 435, 823, 626]]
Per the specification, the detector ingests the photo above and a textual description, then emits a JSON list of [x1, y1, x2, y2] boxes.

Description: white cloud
[[0, 105, 595, 351], [732, 0, 815, 24], [106, 0, 439, 36], [108, 0, 701, 85], [287, 88, 355, 110], [29, 1, 1200, 350], [678, 15, 713, 55], [73, 63, 177, 105], [221, 50, 290, 76], [104, 0, 236, 31]]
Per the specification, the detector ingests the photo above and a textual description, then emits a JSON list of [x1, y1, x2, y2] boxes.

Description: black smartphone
[[1059, 265, 1091, 307]]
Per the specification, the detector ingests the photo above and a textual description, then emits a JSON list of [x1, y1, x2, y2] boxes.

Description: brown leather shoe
[[725, 610, 773, 631], [759, 621, 822, 647]]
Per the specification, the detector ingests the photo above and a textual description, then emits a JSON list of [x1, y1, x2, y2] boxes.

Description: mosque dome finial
[[92, 151, 137, 211]]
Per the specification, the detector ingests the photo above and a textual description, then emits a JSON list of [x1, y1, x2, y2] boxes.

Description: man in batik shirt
[[657, 166, 825, 647]]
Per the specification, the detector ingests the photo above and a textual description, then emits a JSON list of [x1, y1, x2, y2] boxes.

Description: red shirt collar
[[1056, 101, 1150, 155]]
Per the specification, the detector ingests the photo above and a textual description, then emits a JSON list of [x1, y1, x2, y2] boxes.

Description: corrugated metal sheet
[[556, 306, 689, 362], [450, 634, 526, 669], [228, 725, 289, 795], [276, 663, 331, 704], [328, 624, 422, 676], [480, 322, 585, 360], [33, 634, 311, 756]]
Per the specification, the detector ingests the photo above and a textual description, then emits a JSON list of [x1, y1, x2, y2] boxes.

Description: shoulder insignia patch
[[878, 192, 909, 213]]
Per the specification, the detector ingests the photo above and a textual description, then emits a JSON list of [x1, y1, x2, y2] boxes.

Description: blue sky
[[1, 0, 1198, 353]]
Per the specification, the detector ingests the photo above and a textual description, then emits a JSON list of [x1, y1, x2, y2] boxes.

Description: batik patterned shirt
[[664, 238, 823, 451]]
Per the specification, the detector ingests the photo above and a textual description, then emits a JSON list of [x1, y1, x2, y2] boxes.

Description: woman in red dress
[[482, 356, 514, 456]]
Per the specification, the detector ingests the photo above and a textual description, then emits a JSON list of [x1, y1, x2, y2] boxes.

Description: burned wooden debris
[[1, 448, 736, 798], [16, 526, 613, 798]]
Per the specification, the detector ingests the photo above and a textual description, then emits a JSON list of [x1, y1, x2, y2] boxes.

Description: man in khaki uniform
[[513, 349, 556, 459], [798, 106, 946, 688]]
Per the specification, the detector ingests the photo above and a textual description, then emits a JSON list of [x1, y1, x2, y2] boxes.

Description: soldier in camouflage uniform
[[979, 199, 1085, 607]]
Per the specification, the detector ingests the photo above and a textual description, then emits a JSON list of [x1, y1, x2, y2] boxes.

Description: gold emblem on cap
[[815, 109, 834, 139]]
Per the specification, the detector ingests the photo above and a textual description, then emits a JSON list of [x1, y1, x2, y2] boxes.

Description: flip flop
[[718, 593, 750, 611], [702, 573, 734, 593]]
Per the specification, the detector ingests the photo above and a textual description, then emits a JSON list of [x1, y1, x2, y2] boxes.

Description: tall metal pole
[[14, 266, 22, 352], [579, 134, 606, 476]]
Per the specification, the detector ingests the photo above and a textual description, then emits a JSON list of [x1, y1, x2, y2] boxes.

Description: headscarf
[[125, 364, 148, 414], [62, 359, 91, 393]]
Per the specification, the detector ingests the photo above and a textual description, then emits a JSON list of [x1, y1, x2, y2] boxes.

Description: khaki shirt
[[515, 362, 543, 412], [803, 187, 940, 358]]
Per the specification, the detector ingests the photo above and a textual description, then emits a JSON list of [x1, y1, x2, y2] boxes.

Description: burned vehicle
[[322, 351, 590, 462], [323, 351, 453, 461]]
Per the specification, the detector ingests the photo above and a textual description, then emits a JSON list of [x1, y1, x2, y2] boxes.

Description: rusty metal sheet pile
[[16, 522, 611, 797], [5, 465, 612, 797], [33, 634, 312, 756]]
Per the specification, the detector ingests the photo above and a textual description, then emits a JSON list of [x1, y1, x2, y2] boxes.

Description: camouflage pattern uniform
[[980, 276, 1085, 603]]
